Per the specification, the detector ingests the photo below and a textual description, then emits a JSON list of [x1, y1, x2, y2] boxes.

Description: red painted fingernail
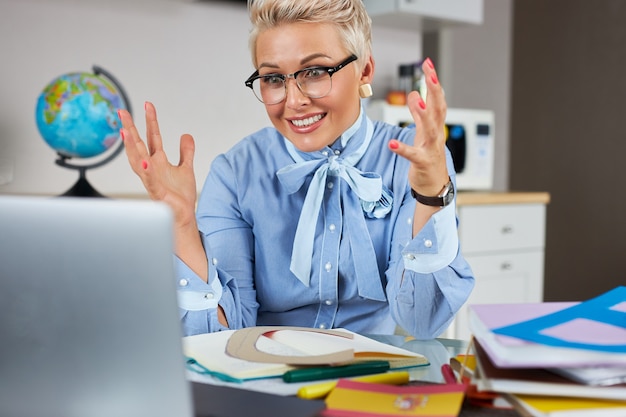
[[389, 140, 399, 150], [142, 160, 148, 170], [120, 129, 126, 141], [418, 98, 426, 110], [431, 74, 438, 85], [425, 57, 434, 69], [144, 101, 148, 111]]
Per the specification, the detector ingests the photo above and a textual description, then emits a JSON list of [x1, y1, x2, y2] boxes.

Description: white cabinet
[[363, 0, 484, 31], [441, 193, 550, 341]]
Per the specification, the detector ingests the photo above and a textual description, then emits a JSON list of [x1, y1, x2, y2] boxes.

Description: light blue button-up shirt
[[175, 109, 474, 339]]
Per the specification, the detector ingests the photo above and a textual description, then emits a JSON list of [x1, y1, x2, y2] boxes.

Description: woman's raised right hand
[[118, 101, 198, 233]]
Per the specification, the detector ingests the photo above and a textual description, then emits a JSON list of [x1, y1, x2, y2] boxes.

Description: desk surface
[[192, 382, 326, 417], [191, 335, 521, 417]]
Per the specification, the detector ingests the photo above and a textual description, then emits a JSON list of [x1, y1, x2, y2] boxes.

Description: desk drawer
[[458, 204, 546, 253], [453, 251, 545, 340], [464, 251, 544, 303]]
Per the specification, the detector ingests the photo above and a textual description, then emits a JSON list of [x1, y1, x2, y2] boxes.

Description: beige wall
[[437, 0, 513, 192], [0, 0, 421, 196]]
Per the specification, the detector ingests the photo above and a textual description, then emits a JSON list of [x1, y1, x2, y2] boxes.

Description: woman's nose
[[284, 78, 310, 107]]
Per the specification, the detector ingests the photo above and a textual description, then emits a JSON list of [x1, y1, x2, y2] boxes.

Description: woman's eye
[[303, 68, 326, 79], [262, 75, 284, 86]]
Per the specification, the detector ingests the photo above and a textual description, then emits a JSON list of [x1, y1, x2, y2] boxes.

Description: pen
[[450, 356, 474, 380], [297, 371, 410, 399], [441, 363, 459, 385], [283, 360, 390, 383]]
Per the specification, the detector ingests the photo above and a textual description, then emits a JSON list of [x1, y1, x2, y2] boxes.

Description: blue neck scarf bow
[[276, 110, 391, 301]]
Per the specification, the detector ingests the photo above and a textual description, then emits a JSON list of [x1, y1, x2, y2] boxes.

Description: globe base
[[60, 171, 106, 198]]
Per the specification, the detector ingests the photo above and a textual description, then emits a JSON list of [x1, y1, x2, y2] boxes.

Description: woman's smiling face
[[255, 22, 372, 152]]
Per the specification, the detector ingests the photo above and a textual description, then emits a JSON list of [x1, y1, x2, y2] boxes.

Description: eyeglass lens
[[251, 69, 332, 105]]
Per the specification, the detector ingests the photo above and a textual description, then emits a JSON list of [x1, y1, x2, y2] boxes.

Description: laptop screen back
[[0, 195, 193, 417]]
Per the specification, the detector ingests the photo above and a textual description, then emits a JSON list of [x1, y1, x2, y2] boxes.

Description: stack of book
[[467, 286, 626, 416]]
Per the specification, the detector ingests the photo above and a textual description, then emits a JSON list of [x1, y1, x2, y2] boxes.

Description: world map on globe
[[35, 72, 127, 159]]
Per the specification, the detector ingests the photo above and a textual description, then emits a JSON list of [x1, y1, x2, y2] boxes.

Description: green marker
[[282, 360, 391, 383]]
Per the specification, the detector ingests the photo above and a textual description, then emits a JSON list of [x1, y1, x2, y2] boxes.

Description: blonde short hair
[[247, 0, 372, 69]]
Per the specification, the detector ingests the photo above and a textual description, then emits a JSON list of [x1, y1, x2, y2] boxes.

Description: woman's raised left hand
[[387, 58, 450, 198]]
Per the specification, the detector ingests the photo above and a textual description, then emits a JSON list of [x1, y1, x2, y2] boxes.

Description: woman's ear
[[358, 55, 375, 98], [360, 55, 375, 85]]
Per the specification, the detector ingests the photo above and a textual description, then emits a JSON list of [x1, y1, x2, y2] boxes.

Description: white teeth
[[291, 114, 323, 127]]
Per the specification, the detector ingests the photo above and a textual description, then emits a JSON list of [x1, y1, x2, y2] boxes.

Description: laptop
[[0, 195, 326, 417], [0, 195, 194, 417]]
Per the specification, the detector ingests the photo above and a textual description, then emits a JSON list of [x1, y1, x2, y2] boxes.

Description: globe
[[34, 67, 131, 197], [35, 71, 126, 158]]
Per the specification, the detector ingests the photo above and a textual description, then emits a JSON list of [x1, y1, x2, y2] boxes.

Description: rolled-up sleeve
[[387, 184, 474, 340], [174, 256, 229, 336], [401, 203, 458, 274]]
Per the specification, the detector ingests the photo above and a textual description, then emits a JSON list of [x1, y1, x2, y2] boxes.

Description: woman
[[119, 0, 474, 339]]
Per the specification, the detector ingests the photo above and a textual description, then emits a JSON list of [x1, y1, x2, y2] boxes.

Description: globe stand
[[59, 166, 106, 198], [52, 65, 132, 198], [55, 133, 125, 198]]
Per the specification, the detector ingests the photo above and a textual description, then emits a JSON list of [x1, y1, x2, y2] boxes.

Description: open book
[[183, 327, 428, 382]]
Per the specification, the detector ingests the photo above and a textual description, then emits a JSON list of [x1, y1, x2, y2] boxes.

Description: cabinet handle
[[500, 262, 513, 271], [501, 225, 513, 234]]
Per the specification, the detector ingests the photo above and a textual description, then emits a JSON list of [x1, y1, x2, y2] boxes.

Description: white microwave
[[366, 100, 495, 190]]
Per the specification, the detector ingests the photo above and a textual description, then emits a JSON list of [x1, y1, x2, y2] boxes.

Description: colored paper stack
[[467, 286, 626, 416]]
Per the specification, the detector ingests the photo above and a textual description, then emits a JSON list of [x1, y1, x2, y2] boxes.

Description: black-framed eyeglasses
[[244, 54, 358, 105]]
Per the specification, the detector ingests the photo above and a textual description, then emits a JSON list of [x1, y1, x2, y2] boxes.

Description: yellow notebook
[[507, 394, 626, 417], [325, 379, 465, 417]]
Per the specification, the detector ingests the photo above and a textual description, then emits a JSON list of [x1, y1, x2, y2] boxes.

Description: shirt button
[[318, 324, 327, 329], [204, 293, 214, 299], [424, 239, 433, 248], [325, 262, 332, 272], [329, 224, 336, 232], [322, 150, 329, 157], [178, 278, 189, 287], [325, 300, 333, 306], [407, 217, 412, 225], [212, 258, 218, 265], [334, 149, 341, 155], [405, 254, 416, 261], [327, 182, 334, 189]]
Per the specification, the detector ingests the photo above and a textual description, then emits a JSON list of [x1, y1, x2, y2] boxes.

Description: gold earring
[[359, 83, 373, 98]]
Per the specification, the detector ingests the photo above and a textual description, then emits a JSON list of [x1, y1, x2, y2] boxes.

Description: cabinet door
[[362, 0, 483, 31], [397, 0, 483, 24], [459, 204, 546, 254], [450, 251, 545, 341]]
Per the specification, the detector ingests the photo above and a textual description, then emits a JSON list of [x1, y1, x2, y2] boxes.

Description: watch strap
[[410, 179, 454, 207]]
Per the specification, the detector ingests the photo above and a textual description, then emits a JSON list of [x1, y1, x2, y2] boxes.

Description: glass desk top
[[366, 334, 471, 384]]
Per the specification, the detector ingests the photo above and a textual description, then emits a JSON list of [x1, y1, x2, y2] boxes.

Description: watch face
[[446, 182, 455, 196], [441, 182, 455, 206]]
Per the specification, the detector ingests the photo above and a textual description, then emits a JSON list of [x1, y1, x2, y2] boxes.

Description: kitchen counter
[[456, 191, 550, 206]]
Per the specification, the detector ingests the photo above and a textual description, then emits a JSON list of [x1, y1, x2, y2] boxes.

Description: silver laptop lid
[[0, 195, 193, 417]]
